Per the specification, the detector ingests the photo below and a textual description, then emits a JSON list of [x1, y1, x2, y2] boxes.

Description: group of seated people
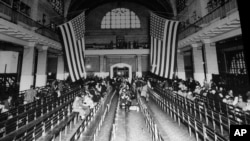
[[148, 76, 250, 113], [118, 79, 135, 111], [0, 79, 71, 113], [72, 78, 109, 120]]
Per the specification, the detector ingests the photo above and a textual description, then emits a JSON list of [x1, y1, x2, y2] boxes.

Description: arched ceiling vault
[[67, 0, 176, 19]]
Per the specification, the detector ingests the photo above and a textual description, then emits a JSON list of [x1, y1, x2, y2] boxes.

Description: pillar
[[176, 50, 186, 80], [97, 55, 108, 78], [35, 46, 48, 87], [19, 43, 36, 91], [56, 55, 65, 80], [136, 55, 142, 77], [202, 39, 219, 81], [100, 55, 104, 72], [192, 43, 205, 84]]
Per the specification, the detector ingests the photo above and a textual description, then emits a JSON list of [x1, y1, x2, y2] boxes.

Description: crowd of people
[[146, 74, 250, 113], [72, 77, 109, 120], [0, 79, 71, 113]]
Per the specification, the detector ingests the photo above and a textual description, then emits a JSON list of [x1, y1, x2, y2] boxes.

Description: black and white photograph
[[0, 0, 249, 141]]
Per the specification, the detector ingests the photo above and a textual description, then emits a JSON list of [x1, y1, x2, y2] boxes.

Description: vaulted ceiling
[[67, 0, 176, 18]]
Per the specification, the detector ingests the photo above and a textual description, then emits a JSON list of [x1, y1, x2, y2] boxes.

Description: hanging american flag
[[150, 13, 179, 79], [59, 11, 86, 82]]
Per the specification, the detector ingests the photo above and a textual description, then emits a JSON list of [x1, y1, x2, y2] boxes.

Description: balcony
[[0, 2, 60, 42], [86, 42, 149, 50], [178, 0, 238, 40], [178, 0, 240, 48]]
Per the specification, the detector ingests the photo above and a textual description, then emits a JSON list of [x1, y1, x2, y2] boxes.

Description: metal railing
[[86, 42, 150, 50], [150, 88, 228, 141], [0, 88, 79, 140], [0, 2, 60, 41], [178, 0, 238, 40]]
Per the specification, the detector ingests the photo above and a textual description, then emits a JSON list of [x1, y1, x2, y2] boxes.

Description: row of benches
[[110, 89, 124, 141], [36, 85, 113, 141], [137, 91, 164, 141], [0, 87, 80, 140], [155, 87, 250, 125], [92, 89, 116, 141], [0, 86, 77, 122], [150, 88, 229, 141]]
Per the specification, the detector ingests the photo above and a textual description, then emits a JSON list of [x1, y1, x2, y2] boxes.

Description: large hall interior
[[0, 0, 249, 141]]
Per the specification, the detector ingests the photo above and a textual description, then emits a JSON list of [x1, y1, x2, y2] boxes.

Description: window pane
[[101, 8, 140, 29]]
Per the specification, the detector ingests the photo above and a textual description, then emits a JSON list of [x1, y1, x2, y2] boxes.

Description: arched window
[[101, 8, 141, 29]]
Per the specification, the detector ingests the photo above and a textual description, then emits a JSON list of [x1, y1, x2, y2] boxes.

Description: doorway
[[110, 63, 132, 83]]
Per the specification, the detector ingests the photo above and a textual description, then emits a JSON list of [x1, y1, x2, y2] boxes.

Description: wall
[[36, 0, 62, 25], [0, 51, 19, 73], [85, 56, 100, 72], [85, 54, 150, 74], [85, 1, 150, 45], [141, 55, 149, 72], [177, 0, 209, 25]]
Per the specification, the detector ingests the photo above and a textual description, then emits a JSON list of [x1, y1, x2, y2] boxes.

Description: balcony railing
[[86, 42, 150, 50], [0, 2, 60, 42], [178, 0, 237, 40]]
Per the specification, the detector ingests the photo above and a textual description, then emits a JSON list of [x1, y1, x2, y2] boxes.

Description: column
[[98, 55, 108, 78], [136, 55, 142, 77], [19, 43, 35, 91], [35, 46, 48, 87], [176, 50, 186, 80], [100, 55, 104, 72], [202, 39, 219, 81], [192, 43, 205, 84], [56, 54, 65, 80], [103, 55, 107, 72]]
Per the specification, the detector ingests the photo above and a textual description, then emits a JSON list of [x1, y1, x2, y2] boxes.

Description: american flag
[[59, 11, 86, 82], [150, 13, 179, 79]]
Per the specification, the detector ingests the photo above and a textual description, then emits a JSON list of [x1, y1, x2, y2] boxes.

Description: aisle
[[115, 99, 152, 141], [146, 98, 196, 141], [94, 95, 118, 141]]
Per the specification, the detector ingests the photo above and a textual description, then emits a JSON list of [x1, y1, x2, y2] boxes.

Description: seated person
[[72, 94, 90, 120], [235, 95, 247, 109], [83, 94, 95, 109], [242, 98, 250, 112], [0, 101, 5, 113], [0, 96, 13, 114]]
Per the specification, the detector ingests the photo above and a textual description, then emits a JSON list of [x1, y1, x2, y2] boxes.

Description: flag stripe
[[169, 22, 179, 79], [69, 23, 83, 77], [150, 36, 153, 65], [65, 23, 80, 80], [166, 22, 174, 78], [155, 40, 161, 75], [159, 21, 169, 77], [150, 13, 179, 79], [60, 25, 76, 82], [59, 11, 86, 82], [151, 38, 157, 73], [153, 39, 159, 74], [81, 38, 87, 78], [78, 39, 85, 77]]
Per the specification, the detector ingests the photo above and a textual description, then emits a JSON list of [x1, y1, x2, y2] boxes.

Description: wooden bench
[[38, 112, 79, 141]]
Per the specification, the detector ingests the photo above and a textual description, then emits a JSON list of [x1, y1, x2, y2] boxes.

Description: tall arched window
[[101, 8, 141, 29]]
